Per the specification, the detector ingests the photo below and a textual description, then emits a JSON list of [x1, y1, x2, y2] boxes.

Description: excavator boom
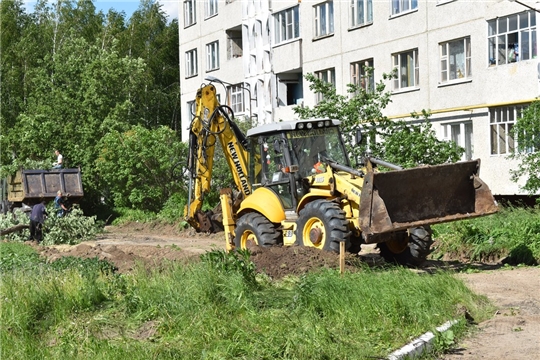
[[185, 84, 251, 232]]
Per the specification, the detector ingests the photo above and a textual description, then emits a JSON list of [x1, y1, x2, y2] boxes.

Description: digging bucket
[[359, 159, 499, 243]]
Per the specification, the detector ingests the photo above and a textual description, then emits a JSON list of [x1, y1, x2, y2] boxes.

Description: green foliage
[[372, 111, 464, 168], [1, 0, 180, 215], [156, 192, 187, 224], [0, 242, 43, 271], [434, 328, 457, 353], [0, 210, 30, 242], [43, 206, 102, 245], [48, 256, 118, 276], [110, 207, 158, 225], [509, 100, 540, 195], [432, 205, 540, 265], [96, 125, 188, 212], [294, 71, 393, 161], [200, 249, 258, 287], [0, 205, 101, 245], [294, 71, 463, 167]]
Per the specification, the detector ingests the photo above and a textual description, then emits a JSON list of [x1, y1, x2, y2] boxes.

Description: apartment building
[[179, 0, 539, 197]]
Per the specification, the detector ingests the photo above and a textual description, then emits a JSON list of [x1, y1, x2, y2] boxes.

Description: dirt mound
[[32, 240, 371, 278], [36, 243, 198, 273], [249, 245, 367, 279]]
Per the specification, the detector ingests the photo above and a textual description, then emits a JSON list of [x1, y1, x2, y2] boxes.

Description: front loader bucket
[[359, 159, 498, 243]]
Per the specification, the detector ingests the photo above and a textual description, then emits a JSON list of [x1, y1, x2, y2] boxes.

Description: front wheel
[[295, 199, 350, 252], [377, 226, 433, 267], [234, 212, 280, 249]]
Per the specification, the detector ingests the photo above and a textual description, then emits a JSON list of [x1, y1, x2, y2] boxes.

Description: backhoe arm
[[184, 84, 251, 232]]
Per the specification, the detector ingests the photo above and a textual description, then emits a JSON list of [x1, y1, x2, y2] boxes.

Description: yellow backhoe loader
[[185, 82, 498, 266]]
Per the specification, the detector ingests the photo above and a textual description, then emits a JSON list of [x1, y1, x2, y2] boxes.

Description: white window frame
[[274, 6, 300, 44], [229, 84, 245, 114], [351, 59, 374, 92], [314, 1, 334, 38], [205, 0, 218, 18], [489, 105, 526, 155], [391, 0, 418, 16], [206, 41, 219, 71], [183, 0, 196, 27], [186, 100, 196, 127], [314, 68, 335, 103], [185, 49, 197, 78], [350, 0, 373, 28], [443, 122, 473, 161], [487, 11, 537, 66], [393, 49, 419, 90], [440, 37, 471, 84]]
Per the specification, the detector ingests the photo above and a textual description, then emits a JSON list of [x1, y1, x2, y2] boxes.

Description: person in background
[[28, 200, 47, 243], [52, 149, 63, 169], [54, 190, 68, 217]]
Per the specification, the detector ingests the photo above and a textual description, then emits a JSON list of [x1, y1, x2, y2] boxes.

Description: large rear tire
[[234, 212, 280, 249], [377, 226, 433, 267], [295, 199, 350, 252]]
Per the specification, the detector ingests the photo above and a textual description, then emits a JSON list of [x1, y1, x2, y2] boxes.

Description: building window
[[229, 84, 245, 114], [227, 29, 243, 59], [206, 41, 219, 71], [391, 0, 418, 16], [488, 11, 537, 66], [183, 0, 196, 27], [350, 0, 373, 28], [393, 49, 419, 90], [205, 0, 218, 18], [314, 1, 334, 38], [351, 59, 374, 92], [186, 100, 195, 127], [440, 37, 471, 83], [315, 68, 335, 103], [185, 49, 197, 78], [444, 122, 473, 161], [274, 6, 300, 44], [490, 105, 526, 155]]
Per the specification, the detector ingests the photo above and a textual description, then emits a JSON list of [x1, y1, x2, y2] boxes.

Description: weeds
[[432, 205, 540, 265]]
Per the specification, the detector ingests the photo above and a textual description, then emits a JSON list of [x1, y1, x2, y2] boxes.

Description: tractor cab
[[247, 119, 348, 210]]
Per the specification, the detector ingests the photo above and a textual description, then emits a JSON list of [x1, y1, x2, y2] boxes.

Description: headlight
[[325, 120, 331, 127], [298, 123, 305, 129], [307, 122, 313, 129], [317, 121, 324, 128]]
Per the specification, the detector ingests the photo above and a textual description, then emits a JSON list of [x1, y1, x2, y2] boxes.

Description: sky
[[23, 0, 179, 21]]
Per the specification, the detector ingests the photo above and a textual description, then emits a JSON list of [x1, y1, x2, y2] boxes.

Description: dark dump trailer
[[1, 168, 84, 214]]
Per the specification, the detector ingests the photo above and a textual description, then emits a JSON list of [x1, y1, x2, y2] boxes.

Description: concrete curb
[[388, 319, 459, 360]]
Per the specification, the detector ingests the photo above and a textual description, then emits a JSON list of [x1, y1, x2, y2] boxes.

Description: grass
[[432, 205, 540, 265], [1, 244, 494, 360]]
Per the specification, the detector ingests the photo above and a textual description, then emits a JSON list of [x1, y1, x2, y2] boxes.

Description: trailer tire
[[235, 212, 280, 249], [377, 226, 433, 267], [295, 199, 350, 253]]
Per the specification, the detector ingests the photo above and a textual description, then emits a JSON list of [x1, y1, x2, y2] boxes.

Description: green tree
[[373, 111, 464, 168], [1, 0, 182, 217], [510, 100, 540, 195], [294, 71, 463, 168], [96, 125, 188, 211]]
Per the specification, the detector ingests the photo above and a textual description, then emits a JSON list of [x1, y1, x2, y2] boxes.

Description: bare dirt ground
[[31, 222, 540, 359]]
